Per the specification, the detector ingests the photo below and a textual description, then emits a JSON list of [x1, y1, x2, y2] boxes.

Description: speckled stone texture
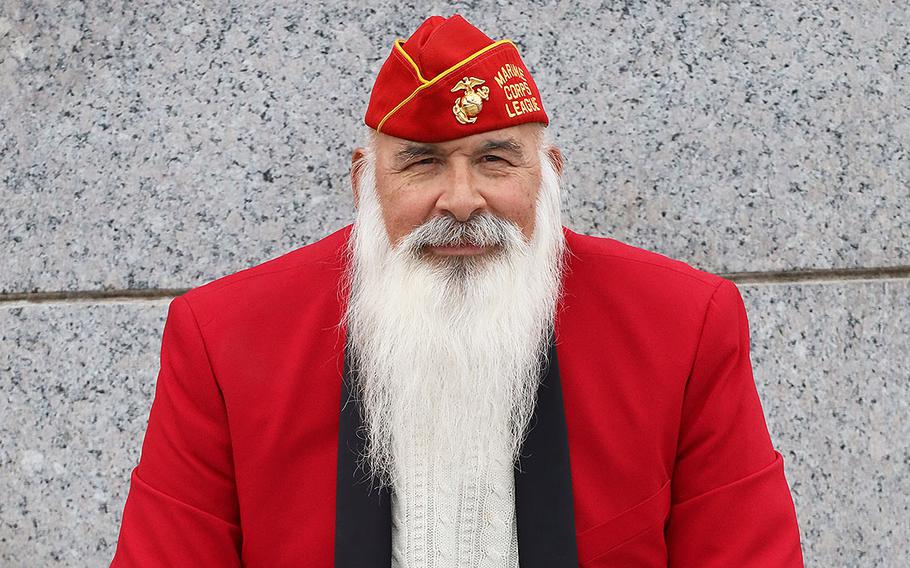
[[2, 1, 907, 294], [741, 281, 910, 567], [0, 301, 168, 566], [1, 1, 908, 567]]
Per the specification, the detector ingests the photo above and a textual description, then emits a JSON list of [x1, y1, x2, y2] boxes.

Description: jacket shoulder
[[563, 227, 727, 293], [557, 228, 737, 375], [179, 224, 352, 327]]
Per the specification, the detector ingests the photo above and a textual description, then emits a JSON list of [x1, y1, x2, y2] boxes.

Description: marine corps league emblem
[[451, 76, 490, 124]]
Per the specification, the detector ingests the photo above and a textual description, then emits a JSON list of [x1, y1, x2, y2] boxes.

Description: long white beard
[[342, 141, 566, 488]]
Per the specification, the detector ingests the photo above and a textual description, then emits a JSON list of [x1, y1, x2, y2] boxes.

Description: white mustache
[[398, 212, 525, 254]]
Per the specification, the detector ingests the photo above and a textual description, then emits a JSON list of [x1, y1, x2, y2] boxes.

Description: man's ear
[[350, 147, 366, 208], [546, 145, 564, 177]]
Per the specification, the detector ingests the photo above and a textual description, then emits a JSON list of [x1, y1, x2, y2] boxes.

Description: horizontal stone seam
[[1, 265, 909, 304], [728, 265, 910, 284]]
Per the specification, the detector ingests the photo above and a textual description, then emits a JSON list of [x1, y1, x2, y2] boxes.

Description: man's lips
[[425, 243, 489, 256]]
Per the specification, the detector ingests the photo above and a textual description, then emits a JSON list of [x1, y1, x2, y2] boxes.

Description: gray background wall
[[1, 1, 907, 566]]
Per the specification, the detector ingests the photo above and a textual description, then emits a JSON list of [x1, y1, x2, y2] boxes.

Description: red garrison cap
[[364, 15, 549, 142]]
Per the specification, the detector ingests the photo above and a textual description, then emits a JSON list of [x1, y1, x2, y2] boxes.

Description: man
[[112, 14, 804, 567]]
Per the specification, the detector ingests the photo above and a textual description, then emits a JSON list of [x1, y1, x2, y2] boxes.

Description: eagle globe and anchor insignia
[[451, 76, 490, 124]]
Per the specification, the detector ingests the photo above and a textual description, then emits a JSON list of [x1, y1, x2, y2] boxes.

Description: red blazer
[[111, 225, 804, 567]]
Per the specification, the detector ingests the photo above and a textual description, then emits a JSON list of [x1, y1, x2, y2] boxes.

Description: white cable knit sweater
[[390, 448, 520, 568]]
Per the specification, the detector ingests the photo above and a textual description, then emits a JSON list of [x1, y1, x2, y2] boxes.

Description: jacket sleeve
[[111, 296, 242, 567], [665, 280, 804, 567]]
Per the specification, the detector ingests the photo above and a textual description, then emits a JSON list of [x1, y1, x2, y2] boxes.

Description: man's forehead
[[379, 124, 540, 157]]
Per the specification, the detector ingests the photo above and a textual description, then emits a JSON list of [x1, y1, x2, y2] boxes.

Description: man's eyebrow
[[475, 138, 525, 158], [393, 144, 441, 163]]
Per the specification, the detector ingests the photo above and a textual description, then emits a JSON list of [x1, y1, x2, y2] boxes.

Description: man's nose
[[435, 165, 486, 222]]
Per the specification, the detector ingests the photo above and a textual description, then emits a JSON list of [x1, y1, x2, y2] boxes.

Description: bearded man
[[111, 14, 804, 568]]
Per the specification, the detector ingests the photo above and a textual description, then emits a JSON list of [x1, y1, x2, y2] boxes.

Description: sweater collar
[[333, 332, 579, 566]]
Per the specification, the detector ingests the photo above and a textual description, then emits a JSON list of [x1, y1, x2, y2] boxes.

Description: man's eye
[[413, 158, 436, 166], [482, 155, 504, 163]]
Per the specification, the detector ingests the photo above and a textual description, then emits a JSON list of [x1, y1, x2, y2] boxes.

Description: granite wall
[[1, 1, 907, 566]]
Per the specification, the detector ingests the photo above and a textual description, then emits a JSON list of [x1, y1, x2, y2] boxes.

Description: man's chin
[[418, 244, 505, 272], [424, 244, 494, 257], [409, 254, 479, 288], [420, 242, 504, 258]]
